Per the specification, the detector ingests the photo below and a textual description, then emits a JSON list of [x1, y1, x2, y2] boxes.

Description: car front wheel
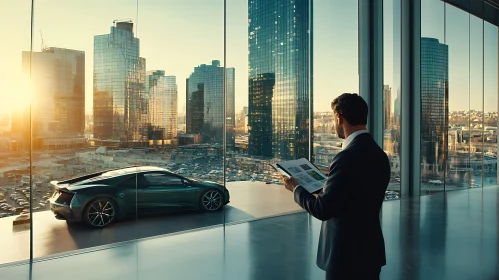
[[200, 189, 224, 212], [83, 198, 117, 228]]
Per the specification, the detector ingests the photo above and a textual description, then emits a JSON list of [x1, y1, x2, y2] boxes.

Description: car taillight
[[56, 192, 74, 205]]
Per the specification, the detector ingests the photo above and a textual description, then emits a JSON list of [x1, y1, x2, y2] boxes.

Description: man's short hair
[[331, 93, 368, 126]]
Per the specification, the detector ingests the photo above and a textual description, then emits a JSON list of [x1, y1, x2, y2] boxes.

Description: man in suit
[[282, 93, 391, 280]]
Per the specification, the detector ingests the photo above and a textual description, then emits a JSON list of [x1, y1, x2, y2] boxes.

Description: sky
[[0, 0, 497, 116]]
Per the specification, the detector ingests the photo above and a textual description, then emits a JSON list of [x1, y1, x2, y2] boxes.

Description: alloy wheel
[[202, 190, 222, 211], [86, 199, 116, 227]]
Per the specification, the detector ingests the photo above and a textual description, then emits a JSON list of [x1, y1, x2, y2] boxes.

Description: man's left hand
[[281, 176, 299, 192]]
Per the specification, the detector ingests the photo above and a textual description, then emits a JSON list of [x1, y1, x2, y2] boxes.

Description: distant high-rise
[[145, 70, 178, 141], [186, 60, 235, 147], [93, 20, 146, 142], [17, 47, 85, 149], [383, 85, 391, 130], [248, 0, 313, 160], [421, 37, 449, 173], [393, 89, 400, 126], [248, 73, 275, 157], [186, 82, 205, 135]]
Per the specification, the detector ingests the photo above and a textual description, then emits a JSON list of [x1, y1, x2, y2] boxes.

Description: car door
[[117, 174, 143, 215], [138, 172, 198, 211]]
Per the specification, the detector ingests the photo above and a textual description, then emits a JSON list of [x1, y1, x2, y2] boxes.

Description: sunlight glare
[[0, 76, 34, 114]]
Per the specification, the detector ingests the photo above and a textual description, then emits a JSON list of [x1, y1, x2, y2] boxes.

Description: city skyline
[[0, 0, 358, 116], [0, 1, 497, 117]]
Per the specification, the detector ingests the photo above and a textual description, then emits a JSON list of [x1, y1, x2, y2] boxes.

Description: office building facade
[[18, 47, 85, 148], [145, 70, 178, 141], [421, 37, 449, 175], [248, 0, 313, 160], [186, 60, 235, 147], [93, 21, 146, 142], [383, 85, 392, 129]]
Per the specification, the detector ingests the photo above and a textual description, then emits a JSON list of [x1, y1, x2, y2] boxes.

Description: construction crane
[[39, 29, 47, 51]]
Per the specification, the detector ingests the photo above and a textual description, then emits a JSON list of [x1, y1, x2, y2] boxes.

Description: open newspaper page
[[276, 158, 326, 193]]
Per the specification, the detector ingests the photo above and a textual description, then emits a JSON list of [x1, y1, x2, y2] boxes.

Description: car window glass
[[120, 176, 138, 188], [143, 173, 183, 186]]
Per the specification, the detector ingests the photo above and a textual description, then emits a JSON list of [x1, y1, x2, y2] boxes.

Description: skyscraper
[[18, 47, 85, 149], [383, 85, 392, 130], [248, 73, 275, 157], [393, 89, 400, 126], [248, 0, 313, 160], [421, 37, 449, 175], [186, 60, 235, 147], [93, 20, 146, 143], [145, 70, 178, 141]]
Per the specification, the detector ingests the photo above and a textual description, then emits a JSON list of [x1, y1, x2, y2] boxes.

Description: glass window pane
[[468, 15, 485, 188], [29, 0, 140, 266], [445, 4, 470, 191], [421, 0, 446, 194], [484, 22, 498, 185], [136, 1, 225, 278], [0, 0, 33, 265], [313, 0, 358, 171], [383, 0, 401, 200], [226, 0, 314, 220]]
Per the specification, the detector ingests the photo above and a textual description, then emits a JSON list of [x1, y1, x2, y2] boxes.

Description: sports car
[[49, 166, 229, 228]]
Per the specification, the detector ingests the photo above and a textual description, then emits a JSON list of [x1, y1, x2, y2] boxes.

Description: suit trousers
[[325, 266, 381, 280]]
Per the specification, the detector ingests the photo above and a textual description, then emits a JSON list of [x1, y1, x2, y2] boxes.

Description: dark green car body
[[49, 166, 230, 227]]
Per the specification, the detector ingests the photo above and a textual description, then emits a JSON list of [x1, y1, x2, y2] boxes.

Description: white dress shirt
[[342, 130, 369, 150]]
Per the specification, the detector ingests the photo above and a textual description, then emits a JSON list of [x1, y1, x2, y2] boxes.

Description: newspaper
[[271, 158, 326, 193]]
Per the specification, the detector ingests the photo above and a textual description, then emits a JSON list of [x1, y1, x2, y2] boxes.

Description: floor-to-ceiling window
[[383, 0, 402, 200], [312, 0, 358, 171], [484, 20, 498, 186], [0, 0, 32, 264], [421, 0, 498, 194], [421, 0, 447, 193]]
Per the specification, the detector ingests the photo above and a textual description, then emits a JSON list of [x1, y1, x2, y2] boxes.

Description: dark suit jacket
[[294, 133, 390, 272]]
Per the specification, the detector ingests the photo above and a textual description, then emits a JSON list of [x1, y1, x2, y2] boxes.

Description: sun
[[0, 76, 34, 114]]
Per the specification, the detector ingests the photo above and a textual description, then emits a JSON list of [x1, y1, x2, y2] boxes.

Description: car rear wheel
[[83, 198, 117, 228], [200, 189, 223, 211]]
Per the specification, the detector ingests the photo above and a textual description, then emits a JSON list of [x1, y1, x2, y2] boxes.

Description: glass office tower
[[145, 70, 178, 143], [248, 0, 313, 160], [18, 48, 85, 149], [421, 37, 449, 179], [186, 60, 235, 147], [383, 85, 392, 129], [93, 21, 146, 143]]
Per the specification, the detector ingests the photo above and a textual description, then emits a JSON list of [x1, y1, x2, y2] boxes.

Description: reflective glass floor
[[0, 185, 498, 280]]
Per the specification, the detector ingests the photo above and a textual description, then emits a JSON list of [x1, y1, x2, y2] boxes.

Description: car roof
[[73, 166, 170, 185], [101, 166, 168, 177]]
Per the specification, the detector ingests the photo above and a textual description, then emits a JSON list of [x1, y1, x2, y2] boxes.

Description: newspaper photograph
[[274, 158, 327, 193]]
